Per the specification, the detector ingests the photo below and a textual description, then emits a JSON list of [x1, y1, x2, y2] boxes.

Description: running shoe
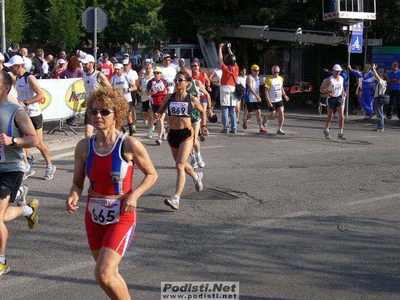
[[196, 154, 205, 168], [164, 196, 180, 210], [373, 128, 384, 132], [230, 129, 237, 134], [220, 129, 228, 134], [143, 119, 148, 125], [23, 167, 35, 180], [44, 165, 56, 180], [15, 184, 28, 206], [242, 119, 248, 129], [262, 115, 268, 128], [27, 154, 35, 165], [199, 134, 206, 142], [0, 261, 10, 276], [156, 137, 162, 145], [147, 130, 153, 139], [26, 199, 39, 229], [194, 172, 203, 192], [260, 127, 267, 133], [323, 129, 331, 140], [338, 133, 346, 140], [132, 125, 137, 133], [276, 128, 285, 135], [190, 156, 199, 169]]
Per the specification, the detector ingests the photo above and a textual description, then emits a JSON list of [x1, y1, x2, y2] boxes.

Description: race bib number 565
[[88, 197, 121, 225]]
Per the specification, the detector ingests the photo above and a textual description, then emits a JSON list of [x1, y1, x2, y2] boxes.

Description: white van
[[161, 44, 204, 67]]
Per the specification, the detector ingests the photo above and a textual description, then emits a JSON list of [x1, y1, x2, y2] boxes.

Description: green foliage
[[23, 0, 51, 46], [48, 0, 84, 51], [4, 0, 29, 43]]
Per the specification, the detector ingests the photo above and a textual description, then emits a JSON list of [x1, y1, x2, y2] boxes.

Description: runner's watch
[[11, 137, 18, 146]]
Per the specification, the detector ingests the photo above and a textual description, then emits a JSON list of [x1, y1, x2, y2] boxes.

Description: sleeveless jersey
[[146, 78, 167, 105], [0, 102, 25, 172], [187, 81, 201, 122], [83, 71, 101, 94], [265, 76, 284, 103], [86, 133, 134, 195], [167, 93, 192, 118], [111, 74, 132, 102], [16, 72, 41, 117], [192, 72, 206, 100], [244, 75, 260, 103], [327, 76, 344, 98], [140, 73, 153, 102], [99, 61, 114, 81]]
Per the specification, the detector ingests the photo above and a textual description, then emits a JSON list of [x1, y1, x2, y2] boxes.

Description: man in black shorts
[[0, 71, 40, 276]]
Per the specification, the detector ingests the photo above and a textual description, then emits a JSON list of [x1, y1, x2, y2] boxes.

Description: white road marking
[[346, 193, 400, 206]]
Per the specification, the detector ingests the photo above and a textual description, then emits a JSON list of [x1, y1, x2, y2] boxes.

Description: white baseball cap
[[4, 55, 25, 67], [333, 64, 342, 71], [114, 63, 123, 70], [58, 59, 66, 64], [122, 59, 130, 65], [80, 54, 95, 64]]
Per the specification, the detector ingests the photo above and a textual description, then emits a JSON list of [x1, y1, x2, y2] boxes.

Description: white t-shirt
[[124, 69, 138, 82], [161, 65, 177, 93]]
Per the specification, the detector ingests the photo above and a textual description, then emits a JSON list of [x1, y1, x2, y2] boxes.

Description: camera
[[224, 42, 231, 48]]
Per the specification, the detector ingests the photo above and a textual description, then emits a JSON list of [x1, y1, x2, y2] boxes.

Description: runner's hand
[[66, 197, 79, 213]]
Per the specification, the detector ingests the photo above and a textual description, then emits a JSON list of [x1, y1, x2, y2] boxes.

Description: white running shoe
[[194, 172, 203, 192], [196, 154, 205, 168], [44, 165, 56, 180], [262, 115, 268, 128], [276, 128, 286, 135], [147, 130, 153, 139], [23, 167, 35, 180], [164, 196, 180, 210], [15, 184, 28, 206], [156, 137, 162, 145], [190, 156, 198, 169]]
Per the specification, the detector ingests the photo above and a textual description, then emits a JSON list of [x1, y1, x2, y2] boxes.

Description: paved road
[[2, 109, 400, 300]]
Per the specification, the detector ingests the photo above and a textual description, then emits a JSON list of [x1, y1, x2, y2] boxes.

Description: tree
[[23, 0, 51, 46], [48, 0, 84, 52], [4, 0, 29, 44]]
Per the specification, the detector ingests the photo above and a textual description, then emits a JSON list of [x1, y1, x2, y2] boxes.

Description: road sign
[[350, 33, 363, 53], [82, 6, 108, 33]]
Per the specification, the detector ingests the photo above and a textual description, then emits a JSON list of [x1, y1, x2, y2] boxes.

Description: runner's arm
[[119, 138, 158, 212]]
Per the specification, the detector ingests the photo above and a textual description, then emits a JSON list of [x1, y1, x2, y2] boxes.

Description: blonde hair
[[86, 87, 128, 129]]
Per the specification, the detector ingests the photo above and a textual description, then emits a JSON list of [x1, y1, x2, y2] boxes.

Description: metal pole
[[1, 0, 6, 54], [93, 7, 98, 65], [363, 27, 367, 64], [346, 28, 351, 120]]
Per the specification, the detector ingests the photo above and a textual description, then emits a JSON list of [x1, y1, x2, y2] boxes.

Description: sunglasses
[[91, 109, 115, 116], [174, 78, 187, 83], [191, 65, 199, 68]]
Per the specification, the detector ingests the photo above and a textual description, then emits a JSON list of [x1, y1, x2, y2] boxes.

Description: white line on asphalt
[[33, 150, 75, 163], [345, 193, 400, 206]]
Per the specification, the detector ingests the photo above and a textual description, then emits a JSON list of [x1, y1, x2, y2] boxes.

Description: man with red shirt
[[97, 53, 114, 81], [146, 66, 168, 145], [218, 43, 239, 133]]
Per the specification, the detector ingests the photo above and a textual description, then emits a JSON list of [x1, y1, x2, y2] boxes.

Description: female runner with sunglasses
[[155, 71, 208, 210], [66, 87, 158, 299]]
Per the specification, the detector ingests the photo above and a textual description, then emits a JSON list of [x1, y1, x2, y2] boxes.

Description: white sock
[[23, 205, 33, 217], [195, 152, 201, 158], [340, 129, 344, 134], [0, 254, 5, 264], [173, 195, 180, 201], [325, 127, 330, 132]]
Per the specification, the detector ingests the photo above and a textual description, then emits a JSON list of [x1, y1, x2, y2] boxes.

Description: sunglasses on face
[[91, 109, 115, 116], [174, 78, 187, 83], [191, 65, 199, 68]]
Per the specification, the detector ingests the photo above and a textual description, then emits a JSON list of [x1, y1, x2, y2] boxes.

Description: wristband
[[201, 125, 207, 128]]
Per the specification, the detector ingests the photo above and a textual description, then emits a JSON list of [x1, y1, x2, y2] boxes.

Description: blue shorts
[[327, 96, 344, 110]]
